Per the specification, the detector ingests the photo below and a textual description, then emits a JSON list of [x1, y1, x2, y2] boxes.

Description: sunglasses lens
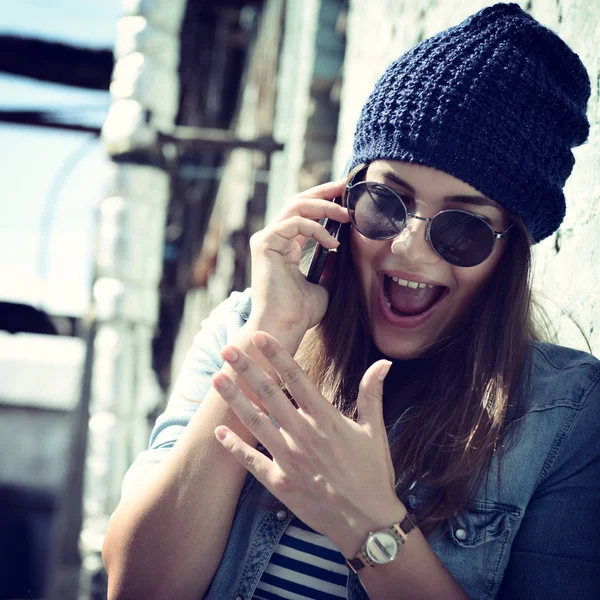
[[348, 183, 406, 239], [429, 211, 494, 267]]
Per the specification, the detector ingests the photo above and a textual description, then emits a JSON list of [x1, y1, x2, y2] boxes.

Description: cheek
[[453, 248, 504, 300]]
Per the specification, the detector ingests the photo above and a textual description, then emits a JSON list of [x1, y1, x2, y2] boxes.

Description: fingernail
[[213, 375, 229, 392], [215, 427, 228, 441], [253, 333, 268, 348], [377, 360, 393, 381], [222, 346, 239, 362]]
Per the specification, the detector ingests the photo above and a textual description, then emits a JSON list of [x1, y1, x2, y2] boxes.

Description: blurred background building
[[0, 1, 597, 599]]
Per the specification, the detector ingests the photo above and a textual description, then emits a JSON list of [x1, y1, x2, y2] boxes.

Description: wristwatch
[[346, 513, 416, 574]]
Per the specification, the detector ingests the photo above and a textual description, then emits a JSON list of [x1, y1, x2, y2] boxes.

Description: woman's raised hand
[[211, 332, 405, 559], [248, 180, 350, 346]]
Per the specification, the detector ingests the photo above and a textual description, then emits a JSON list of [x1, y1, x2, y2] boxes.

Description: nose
[[390, 216, 440, 264]]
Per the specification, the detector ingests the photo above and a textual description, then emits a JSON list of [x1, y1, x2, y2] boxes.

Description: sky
[[0, 0, 122, 316]]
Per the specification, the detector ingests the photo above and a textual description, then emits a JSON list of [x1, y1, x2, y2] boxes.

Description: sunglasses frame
[[343, 165, 514, 267]]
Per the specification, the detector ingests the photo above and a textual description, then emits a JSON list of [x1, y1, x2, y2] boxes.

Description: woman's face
[[350, 160, 512, 359]]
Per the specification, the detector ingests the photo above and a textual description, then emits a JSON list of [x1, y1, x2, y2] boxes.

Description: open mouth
[[382, 274, 447, 318]]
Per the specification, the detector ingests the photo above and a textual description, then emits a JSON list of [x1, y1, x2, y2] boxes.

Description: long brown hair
[[296, 165, 540, 536]]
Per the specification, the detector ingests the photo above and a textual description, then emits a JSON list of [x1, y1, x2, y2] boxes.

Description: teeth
[[390, 276, 434, 289]]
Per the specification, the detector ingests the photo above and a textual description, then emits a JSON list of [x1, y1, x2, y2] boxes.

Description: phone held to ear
[[306, 196, 343, 285]]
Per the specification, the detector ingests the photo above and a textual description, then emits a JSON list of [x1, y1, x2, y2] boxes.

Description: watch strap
[[346, 512, 416, 574], [346, 553, 372, 573], [393, 511, 416, 541]]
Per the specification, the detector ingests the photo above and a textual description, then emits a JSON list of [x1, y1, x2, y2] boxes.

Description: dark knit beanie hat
[[350, 3, 590, 242]]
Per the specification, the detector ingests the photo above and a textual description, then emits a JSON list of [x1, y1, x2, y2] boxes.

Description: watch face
[[365, 531, 399, 564]]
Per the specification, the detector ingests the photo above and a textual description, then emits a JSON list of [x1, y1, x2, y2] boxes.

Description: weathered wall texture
[[335, 0, 600, 355], [266, 0, 345, 222]]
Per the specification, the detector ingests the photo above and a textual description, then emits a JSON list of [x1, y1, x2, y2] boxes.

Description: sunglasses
[[344, 166, 513, 268]]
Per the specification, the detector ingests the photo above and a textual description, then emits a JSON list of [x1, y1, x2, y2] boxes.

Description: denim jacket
[[124, 290, 600, 599]]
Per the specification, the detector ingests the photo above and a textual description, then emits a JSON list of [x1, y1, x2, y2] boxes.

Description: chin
[[370, 314, 462, 360], [372, 331, 435, 360]]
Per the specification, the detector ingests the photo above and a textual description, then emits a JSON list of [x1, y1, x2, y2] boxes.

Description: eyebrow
[[379, 170, 502, 210]]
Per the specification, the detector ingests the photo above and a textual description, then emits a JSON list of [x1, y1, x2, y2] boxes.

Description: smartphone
[[306, 196, 343, 284]]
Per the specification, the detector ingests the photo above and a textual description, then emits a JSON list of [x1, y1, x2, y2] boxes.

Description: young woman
[[103, 4, 600, 599]]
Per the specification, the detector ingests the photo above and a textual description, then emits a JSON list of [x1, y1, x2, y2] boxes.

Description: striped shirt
[[252, 517, 349, 600]]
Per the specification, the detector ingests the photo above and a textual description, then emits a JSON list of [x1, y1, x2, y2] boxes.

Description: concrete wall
[[266, 0, 322, 222], [335, 0, 600, 355]]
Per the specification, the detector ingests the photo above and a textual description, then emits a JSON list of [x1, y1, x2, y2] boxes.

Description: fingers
[[250, 332, 329, 417], [251, 217, 339, 257], [271, 216, 341, 248], [275, 198, 350, 225], [253, 187, 350, 259], [212, 371, 286, 450], [295, 178, 346, 201], [214, 426, 274, 481], [218, 346, 300, 431], [356, 360, 392, 429]]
